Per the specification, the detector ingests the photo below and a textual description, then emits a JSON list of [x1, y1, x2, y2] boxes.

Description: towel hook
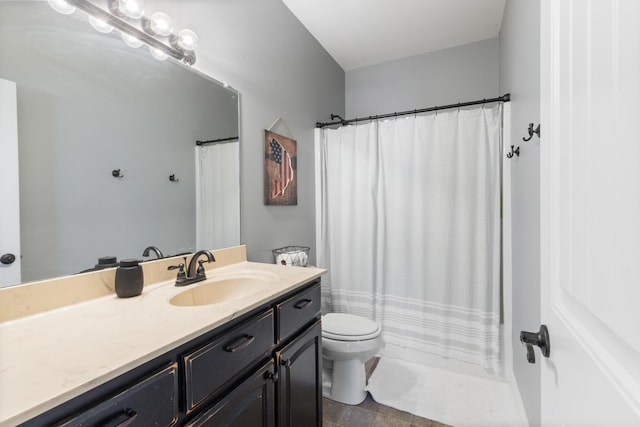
[[169, 174, 179, 182], [523, 123, 541, 141], [506, 145, 520, 159], [112, 169, 124, 178]]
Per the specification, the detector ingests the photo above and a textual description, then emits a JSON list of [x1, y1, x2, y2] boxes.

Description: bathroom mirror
[[0, 2, 240, 284]]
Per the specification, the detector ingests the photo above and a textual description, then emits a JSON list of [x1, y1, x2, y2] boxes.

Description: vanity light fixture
[[147, 12, 173, 37], [121, 31, 143, 48], [88, 15, 114, 33], [113, 0, 144, 20], [47, 0, 197, 65], [48, 0, 76, 15]]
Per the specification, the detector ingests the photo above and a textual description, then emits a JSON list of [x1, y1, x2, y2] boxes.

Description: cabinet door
[[276, 319, 322, 427], [185, 361, 276, 427]]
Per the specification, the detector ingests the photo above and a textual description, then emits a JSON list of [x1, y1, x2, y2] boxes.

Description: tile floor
[[322, 358, 452, 427]]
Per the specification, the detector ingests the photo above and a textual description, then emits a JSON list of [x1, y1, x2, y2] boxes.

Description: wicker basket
[[272, 246, 310, 267]]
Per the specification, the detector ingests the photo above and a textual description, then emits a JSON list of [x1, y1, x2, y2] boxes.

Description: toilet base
[[325, 358, 367, 405]]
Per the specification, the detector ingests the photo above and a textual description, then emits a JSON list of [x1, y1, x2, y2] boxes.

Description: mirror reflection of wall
[[0, 1, 240, 284]]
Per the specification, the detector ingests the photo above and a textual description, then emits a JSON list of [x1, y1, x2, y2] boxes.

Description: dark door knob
[[520, 325, 550, 364], [0, 253, 16, 265]]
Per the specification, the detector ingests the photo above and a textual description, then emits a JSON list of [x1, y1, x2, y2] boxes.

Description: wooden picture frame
[[264, 130, 297, 205]]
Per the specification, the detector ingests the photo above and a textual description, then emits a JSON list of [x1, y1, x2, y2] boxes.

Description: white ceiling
[[282, 0, 506, 71]]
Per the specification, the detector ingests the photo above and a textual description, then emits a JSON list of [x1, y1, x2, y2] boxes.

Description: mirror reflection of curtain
[[315, 105, 502, 371], [196, 142, 240, 250]]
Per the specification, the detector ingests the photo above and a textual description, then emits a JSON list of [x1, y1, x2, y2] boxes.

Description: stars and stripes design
[[270, 138, 294, 198]]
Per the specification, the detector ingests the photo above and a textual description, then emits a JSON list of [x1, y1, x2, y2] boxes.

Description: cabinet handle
[[101, 409, 138, 427], [223, 334, 255, 353], [264, 370, 279, 383], [294, 299, 312, 309]]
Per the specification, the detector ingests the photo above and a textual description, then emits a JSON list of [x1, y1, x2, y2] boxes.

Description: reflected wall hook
[[169, 174, 179, 182], [506, 145, 520, 159], [112, 169, 124, 178], [523, 123, 541, 141]]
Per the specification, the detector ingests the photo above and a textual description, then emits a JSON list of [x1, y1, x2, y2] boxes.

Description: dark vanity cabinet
[[21, 279, 322, 427]]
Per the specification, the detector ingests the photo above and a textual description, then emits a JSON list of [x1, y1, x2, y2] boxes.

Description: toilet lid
[[322, 313, 381, 341]]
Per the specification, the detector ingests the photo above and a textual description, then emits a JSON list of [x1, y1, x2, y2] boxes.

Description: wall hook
[[169, 174, 179, 182], [112, 169, 124, 178], [506, 145, 520, 159], [523, 123, 541, 141]]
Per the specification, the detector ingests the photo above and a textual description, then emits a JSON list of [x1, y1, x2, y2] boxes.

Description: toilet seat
[[322, 313, 381, 341]]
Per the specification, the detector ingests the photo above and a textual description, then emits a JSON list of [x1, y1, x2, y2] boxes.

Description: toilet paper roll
[[275, 251, 309, 266], [298, 252, 309, 267]]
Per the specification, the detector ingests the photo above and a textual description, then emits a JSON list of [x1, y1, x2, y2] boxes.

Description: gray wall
[[155, 0, 345, 264], [346, 38, 500, 117], [499, 1, 541, 425]]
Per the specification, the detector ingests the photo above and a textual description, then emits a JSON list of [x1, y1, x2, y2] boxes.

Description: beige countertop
[[0, 258, 324, 426]]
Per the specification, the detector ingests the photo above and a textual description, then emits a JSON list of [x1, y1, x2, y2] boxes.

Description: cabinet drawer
[[276, 282, 321, 343], [57, 363, 179, 427], [183, 309, 274, 414]]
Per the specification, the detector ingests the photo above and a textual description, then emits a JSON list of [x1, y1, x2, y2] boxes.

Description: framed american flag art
[[264, 130, 297, 205]]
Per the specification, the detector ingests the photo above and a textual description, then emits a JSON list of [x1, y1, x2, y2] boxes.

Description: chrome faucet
[[168, 250, 216, 287], [142, 246, 164, 259]]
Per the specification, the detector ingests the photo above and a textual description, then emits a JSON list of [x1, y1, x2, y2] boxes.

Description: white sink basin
[[169, 272, 277, 307]]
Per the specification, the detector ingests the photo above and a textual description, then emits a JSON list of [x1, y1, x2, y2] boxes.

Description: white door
[[540, 0, 640, 425], [0, 78, 21, 287]]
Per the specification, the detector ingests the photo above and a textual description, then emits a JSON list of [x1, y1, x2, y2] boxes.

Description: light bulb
[[88, 15, 113, 34], [177, 29, 198, 51], [48, 0, 76, 15], [121, 32, 143, 48], [120, 0, 144, 19], [149, 12, 173, 36], [149, 46, 168, 61]]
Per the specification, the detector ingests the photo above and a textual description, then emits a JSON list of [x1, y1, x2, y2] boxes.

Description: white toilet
[[322, 313, 383, 405]]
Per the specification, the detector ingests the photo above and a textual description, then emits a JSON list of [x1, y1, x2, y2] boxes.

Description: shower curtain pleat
[[315, 106, 502, 370], [195, 142, 240, 250]]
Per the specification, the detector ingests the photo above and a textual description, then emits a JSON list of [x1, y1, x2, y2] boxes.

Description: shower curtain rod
[[315, 93, 511, 128], [195, 136, 239, 146]]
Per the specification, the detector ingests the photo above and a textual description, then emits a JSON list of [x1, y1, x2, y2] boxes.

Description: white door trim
[[0, 78, 21, 287]]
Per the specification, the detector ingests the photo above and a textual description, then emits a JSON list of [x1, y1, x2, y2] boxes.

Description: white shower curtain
[[196, 141, 240, 250], [315, 105, 502, 370]]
